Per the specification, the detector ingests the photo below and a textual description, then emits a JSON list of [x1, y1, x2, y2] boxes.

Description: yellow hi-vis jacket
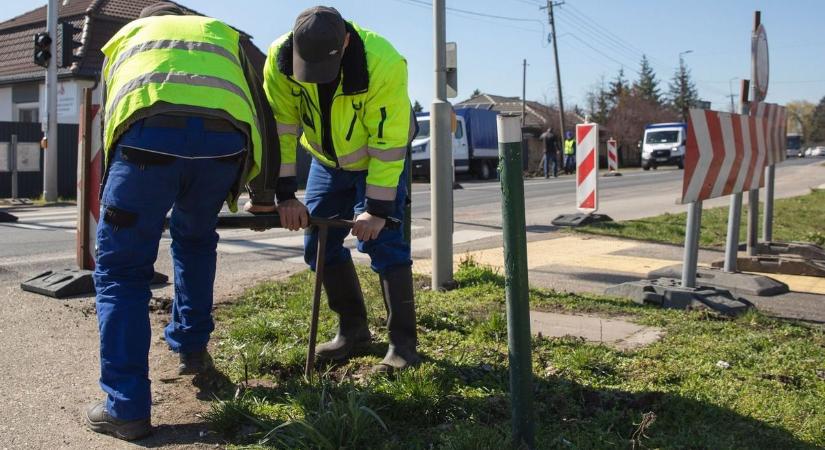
[[564, 138, 576, 155], [264, 22, 414, 205], [101, 15, 263, 210]]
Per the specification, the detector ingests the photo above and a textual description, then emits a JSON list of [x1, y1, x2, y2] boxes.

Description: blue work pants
[[93, 119, 244, 420], [303, 158, 411, 274]]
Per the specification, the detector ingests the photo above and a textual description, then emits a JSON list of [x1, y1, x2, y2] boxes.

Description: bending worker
[[87, 2, 277, 440], [246, 6, 419, 372], [563, 130, 577, 175]]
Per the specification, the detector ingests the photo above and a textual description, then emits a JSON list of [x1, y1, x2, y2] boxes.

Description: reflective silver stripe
[[280, 163, 296, 177], [277, 123, 299, 136], [367, 146, 407, 162], [366, 184, 397, 201], [108, 40, 240, 78], [106, 71, 253, 123], [338, 146, 369, 166]]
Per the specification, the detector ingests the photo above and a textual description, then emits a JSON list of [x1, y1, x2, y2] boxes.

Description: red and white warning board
[[76, 86, 104, 270], [576, 123, 599, 213], [606, 138, 618, 172], [750, 102, 787, 165], [681, 105, 785, 205]]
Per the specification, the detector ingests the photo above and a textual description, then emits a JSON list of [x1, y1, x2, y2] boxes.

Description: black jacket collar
[[276, 22, 369, 95]]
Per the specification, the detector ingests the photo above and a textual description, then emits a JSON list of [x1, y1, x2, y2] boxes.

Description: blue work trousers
[[93, 119, 244, 420], [564, 154, 576, 174], [303, 158, 411, 274]]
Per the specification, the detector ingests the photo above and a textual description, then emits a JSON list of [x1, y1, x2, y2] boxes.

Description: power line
[[390, 0, 545, 35], [401, 0, 543, 23]]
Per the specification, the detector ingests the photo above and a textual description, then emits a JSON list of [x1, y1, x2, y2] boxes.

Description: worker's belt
[[143, 114, 239, 133]]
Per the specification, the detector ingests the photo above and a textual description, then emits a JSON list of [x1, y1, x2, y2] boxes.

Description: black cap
[[292, 6, 346, 83], [139, 2, 187, 18]]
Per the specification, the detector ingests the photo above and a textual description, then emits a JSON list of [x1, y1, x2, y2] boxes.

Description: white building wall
[[37, 79, 96, 125]]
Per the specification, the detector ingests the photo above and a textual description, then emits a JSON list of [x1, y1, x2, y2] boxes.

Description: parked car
[[812, 146, 825, 157], [804, 147, 813, 157]]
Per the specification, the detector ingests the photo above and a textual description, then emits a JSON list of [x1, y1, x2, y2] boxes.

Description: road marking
[[410, 229, 500, 251], [0, 223, 50, 231]]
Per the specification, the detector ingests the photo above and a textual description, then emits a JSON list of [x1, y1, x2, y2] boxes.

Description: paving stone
[[530, 310, 663, 350]]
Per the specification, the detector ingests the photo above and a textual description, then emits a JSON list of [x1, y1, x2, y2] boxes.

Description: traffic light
[[58, 22, 82, 68], [33, 32, 52, 68]]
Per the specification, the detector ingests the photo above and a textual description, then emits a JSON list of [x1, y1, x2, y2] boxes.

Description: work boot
[[315, 260, 371, 362], [178, 350, 213, 375], [373, 265, 421, 373], [84, 402, 151, 441]]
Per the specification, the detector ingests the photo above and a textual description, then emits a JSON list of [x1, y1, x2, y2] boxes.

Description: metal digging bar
[[216, 212, 400, 380]]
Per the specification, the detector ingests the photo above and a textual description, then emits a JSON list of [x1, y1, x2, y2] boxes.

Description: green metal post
[[497, 112, 534, 449]]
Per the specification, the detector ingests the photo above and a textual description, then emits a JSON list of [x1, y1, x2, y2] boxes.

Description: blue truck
[[411, 108, 500, 179]]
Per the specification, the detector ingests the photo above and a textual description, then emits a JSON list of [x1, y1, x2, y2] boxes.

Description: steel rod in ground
[[10, 134, 18, 200], [497, 112, 534, 449], [723, 193, 743, 272], [682, 200, 703, 289], [305, 225, 328, 380], [747, 189, 759, 256], [763, 164, 775, 242]]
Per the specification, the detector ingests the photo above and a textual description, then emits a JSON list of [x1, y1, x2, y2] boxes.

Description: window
[[14, 102, 39, 123], [454, 121, 464, 139]]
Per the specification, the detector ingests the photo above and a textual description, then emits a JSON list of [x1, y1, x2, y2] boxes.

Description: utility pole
[[430, 0, 454, 290], [43, 0, 58, 202], [543, 1, 566, 137], [521, 59, 527, 126]]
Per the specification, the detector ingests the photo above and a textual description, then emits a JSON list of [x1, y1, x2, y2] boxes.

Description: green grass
[[206, 260, 825, 449], [576, 189, 825, 248]]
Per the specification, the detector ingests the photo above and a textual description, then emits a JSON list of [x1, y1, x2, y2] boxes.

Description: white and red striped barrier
[[606, 138, 618, 172], [751, 102, 787, 165], [576, 123, 599, 213], [681, 104, 785, 204], [76, 87, 103, 270]]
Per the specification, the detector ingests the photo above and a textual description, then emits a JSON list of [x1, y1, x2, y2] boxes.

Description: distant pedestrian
[[539, 128, 559, 178], [563, 130, 576, 174]]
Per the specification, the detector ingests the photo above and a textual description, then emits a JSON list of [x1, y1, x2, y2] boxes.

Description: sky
[[7, 0, 825, 111]]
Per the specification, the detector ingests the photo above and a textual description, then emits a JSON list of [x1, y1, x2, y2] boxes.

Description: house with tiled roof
[[0, 0, 264, 125]]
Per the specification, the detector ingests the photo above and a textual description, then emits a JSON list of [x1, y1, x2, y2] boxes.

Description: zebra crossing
[[0, 206, 501, 258]]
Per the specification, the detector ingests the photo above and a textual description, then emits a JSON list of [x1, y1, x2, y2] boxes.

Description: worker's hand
[[352, 212, 386, 241], [243, 201, 276, 232], [278, 198, 309, 231]]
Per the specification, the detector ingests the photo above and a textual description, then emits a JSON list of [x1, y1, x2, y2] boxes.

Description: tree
[[606, 91, 679, 165], [809, 96, 825, 143], [668, 57, 699, 121], [608, 68, 630, 108], [412, 100, 423, 113], [785, 100, 815, 143], [632, 55, 661, 105], [472, 88, 482, 97]]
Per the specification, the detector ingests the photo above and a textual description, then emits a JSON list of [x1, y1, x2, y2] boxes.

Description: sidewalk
[[413, 232, 825, 323]]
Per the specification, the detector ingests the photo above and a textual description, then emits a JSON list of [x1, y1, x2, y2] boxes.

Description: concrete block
[[739, 241, 825, 260], [604, 278, 752, 316], [711, 255, 825, 278], [551, 213, 613, 227], [649, 264, 788, 296]]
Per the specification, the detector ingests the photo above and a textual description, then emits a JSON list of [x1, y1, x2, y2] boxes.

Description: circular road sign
[[752, 23, 769, 101]]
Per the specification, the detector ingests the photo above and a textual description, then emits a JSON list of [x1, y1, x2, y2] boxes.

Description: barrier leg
[[681, 201, 703, 289], [722, 193, 742, 272], [746, 189, 759, 257], [763, 165, 775, 242]]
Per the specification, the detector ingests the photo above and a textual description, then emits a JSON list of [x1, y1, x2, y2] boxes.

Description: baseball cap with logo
[[292, 6, 347, 83]]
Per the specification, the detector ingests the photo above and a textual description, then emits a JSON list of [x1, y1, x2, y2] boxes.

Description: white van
[[642, 122, 687, 170]]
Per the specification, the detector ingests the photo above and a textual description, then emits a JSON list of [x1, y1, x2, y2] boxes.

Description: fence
[[0, 122, 78, 199]]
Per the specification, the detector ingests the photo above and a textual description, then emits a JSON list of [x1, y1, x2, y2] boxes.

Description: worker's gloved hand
[[243, 201, 276, 232], [278, 198, 309, 231], [352, 212, 386, 242]]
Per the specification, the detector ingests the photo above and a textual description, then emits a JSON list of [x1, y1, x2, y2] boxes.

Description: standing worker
[[246, 6, 419, 373], [539, 127, 560, 178], [563, 130, 576, 175], [86, 2, 278, 440]]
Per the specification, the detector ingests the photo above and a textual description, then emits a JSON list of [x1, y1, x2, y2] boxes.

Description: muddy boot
[[178, 349, 214, 375], [84, 402, 151, 441], [315, 260, 371, 362], [373, 265, 421, 373]]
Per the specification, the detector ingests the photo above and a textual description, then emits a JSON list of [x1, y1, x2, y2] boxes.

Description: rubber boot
[[315, 260, 371, 362], [373, 265, 421, 373]]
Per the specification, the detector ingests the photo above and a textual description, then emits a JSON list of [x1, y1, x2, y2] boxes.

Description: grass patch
[[208, 260, 825, 449], [576, 189, 825, 248]]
